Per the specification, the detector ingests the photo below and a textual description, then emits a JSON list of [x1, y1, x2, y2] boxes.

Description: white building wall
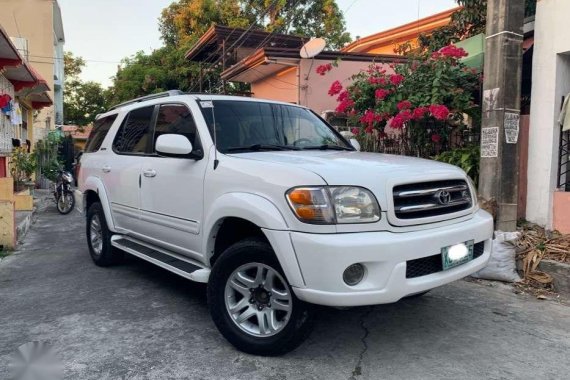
[[526, 0, 570, 227]]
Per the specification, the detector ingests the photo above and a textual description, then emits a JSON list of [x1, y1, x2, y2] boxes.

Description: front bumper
[[287, 209, 493, 306]]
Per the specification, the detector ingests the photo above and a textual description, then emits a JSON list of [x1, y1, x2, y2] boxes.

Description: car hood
[[228, 150, 467, 209]]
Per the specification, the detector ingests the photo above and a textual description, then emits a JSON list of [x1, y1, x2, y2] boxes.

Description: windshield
[[199, 100, 352, 153]]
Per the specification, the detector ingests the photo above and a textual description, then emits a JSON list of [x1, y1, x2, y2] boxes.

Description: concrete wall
[[251, 67, 298, 104], [0, 0, 56, 131], [526, 0, 570, 228]]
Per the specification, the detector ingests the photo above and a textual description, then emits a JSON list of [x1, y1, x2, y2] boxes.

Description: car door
[[104, 105, 155, 233], [138, 103, 207, 260]]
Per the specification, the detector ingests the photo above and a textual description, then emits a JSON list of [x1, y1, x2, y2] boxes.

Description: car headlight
[[286, 186, 380, 224]]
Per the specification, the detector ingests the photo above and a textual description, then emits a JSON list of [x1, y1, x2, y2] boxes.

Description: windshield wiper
[[226, 144, 300, 152], [301, 144, 353, 151]]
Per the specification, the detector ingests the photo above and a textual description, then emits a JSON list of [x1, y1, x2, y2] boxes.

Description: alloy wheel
[[89, 215, 103, 256], [224, 263, 293, 337]]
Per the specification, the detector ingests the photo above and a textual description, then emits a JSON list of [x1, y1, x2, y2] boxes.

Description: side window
[[153, 104, 201, 153], [112, 106, 154, 154], [84, 114, 118, 153]]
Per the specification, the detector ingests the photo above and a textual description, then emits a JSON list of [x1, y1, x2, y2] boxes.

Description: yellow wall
[[0, 0, 55, 132]]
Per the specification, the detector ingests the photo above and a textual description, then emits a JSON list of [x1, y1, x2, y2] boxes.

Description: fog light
[[343, 263, 365, 286]]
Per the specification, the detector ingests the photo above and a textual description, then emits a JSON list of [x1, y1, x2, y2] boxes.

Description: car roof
[[96, 93, 307, 120]]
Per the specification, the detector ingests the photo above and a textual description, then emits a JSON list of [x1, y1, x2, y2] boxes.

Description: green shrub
[[434, 145, 480, 186]]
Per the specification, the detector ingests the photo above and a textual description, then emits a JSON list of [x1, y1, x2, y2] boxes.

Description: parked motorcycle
[[54, 169, 75, 214]]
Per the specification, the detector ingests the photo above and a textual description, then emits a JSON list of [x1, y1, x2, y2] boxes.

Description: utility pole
[[479, 0, 525, 231]]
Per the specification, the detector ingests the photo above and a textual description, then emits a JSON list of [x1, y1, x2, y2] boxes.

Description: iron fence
[[355, 126, 480, 159]]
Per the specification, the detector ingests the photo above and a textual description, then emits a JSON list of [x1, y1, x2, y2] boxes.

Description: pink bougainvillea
[[389, 109, 413, 129], [360, 109, 382, 125], [389, 74, 405, 86], [412, 106, 429, 120], [375, 88, 390, 100], [397, 100, 412, 110], [328, 80, 343, 96], [325, 46, 480, 155], [316, 63, 333, 76], [429, 104, 450, 120], [368, 76, 386, 86]]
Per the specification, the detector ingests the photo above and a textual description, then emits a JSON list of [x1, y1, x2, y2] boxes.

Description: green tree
[[63, 52, 109, 125], [416, 0, 536, 52], [159, 0, 351, 49]]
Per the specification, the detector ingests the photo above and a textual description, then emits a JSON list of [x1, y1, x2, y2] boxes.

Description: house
[[526, 0, 570, 233], [62, 125, 92, 152], [185, 8, 461, 116], [0, 0, 65, 137], [0, 24, 52, 249], [186, 25, 404, 116], [0, 25, 52, 178], [342, 7, 458, 54]]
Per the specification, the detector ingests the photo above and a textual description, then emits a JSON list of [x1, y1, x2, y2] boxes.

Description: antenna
[[300, 38, 326, 59]]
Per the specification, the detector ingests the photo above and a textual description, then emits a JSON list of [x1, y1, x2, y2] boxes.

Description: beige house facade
[[0, 0, 65, 137]]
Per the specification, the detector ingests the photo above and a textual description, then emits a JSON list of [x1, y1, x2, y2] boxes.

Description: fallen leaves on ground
[[513, 223, 570, 297]]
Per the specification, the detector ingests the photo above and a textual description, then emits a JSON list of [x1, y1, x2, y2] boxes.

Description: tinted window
[[84, 114, 117, 153], [199, 101, 349, 152], [153, 104, 201, 152], [112, 106, 154, 154]]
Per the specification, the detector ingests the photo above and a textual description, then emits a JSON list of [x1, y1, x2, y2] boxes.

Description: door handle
[[143, 169, 157, 178], [102, 165, 111, 173]]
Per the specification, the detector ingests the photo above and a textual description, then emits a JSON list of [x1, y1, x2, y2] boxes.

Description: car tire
[[208, 238, 314, 356], [86, 202, 123, 266]]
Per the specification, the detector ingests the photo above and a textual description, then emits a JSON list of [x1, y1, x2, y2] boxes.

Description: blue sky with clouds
[[59, 0, 456, 87]]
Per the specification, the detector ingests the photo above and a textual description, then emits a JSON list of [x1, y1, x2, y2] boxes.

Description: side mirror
[[156, 134, 200, 158], [350, 138, 361, 152]]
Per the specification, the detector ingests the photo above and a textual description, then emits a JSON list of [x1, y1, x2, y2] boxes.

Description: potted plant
[[9, 147, 37, 193]]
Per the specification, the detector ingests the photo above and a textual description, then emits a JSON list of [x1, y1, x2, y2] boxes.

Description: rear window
[[84, 114, 118, 153], [112, 106, 155, 154]]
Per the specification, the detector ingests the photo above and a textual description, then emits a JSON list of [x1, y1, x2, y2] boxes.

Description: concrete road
[[1, 206, 569, 380]]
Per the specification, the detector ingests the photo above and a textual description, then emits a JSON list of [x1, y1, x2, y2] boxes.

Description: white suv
[[76, 91, 493, 355]]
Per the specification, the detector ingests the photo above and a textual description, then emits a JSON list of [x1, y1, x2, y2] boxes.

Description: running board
[[111, 236, 210, 283]]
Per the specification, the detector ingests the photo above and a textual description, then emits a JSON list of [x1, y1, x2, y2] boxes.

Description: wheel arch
[[83, 177, 116, 232], [202, 193, 304, 287]]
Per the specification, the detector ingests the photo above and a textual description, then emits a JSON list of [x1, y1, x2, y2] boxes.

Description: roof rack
[[108, 90, 186, 111]]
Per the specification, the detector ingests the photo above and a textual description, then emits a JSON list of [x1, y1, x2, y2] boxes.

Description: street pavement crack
[[349, 306, 374, 379]]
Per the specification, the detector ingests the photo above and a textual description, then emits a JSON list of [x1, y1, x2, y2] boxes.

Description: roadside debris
[[515, 224, 570, 286], [472, 231, 521, 282]]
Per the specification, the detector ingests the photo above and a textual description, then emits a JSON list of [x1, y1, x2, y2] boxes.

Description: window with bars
[[559, 95, 570, 192]]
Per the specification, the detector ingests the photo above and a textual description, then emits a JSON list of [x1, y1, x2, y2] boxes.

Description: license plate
[[441, 240, 474, 270]]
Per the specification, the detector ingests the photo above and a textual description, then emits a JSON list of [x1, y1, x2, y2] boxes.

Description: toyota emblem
[[435, 190, 451, 205]]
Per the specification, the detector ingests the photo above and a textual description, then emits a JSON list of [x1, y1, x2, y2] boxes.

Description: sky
[[59, 0, 457, 88]]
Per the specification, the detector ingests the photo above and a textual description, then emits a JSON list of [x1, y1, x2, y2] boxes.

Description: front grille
[[406, 241, 485, 278], [393, 179, 472, 220], [473, 241, 485, 259]]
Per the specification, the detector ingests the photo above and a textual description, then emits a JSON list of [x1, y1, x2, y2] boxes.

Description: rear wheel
[[86, 202, 123, 266], [208, 238, 314, 356], [56, 191, 75, 214]]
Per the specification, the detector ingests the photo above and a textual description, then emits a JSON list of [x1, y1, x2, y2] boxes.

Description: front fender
[[202, 193, 305, 287], [83, 177, 116, 232], [203, 192, 289, 237]]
